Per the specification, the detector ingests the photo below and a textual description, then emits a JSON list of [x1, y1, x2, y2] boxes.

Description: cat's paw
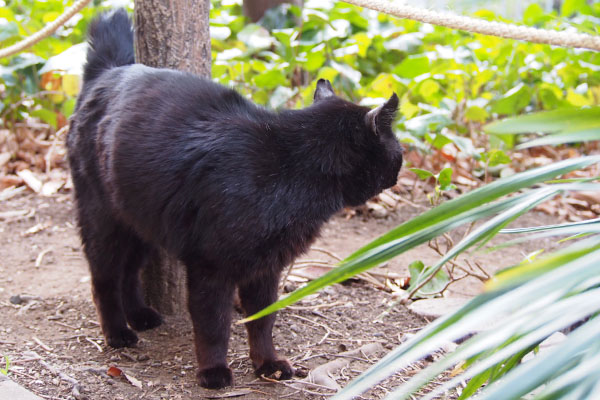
[[127, 307, 163, 331], [255, 359, 294, 380], [198, 366, 233, 389], [106, 327, 138, 348]]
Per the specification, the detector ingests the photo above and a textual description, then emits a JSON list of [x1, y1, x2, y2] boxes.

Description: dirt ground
[[0, 191, 560, 400]]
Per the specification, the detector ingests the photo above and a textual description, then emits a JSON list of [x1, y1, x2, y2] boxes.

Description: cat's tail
[[83, 8, 134, 83]]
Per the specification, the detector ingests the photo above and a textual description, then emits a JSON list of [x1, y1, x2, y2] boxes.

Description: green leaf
[[253, 69, 287, 89], [394, 55, 429, 79], [523, 4, 547, 26], [490, 83, 532, 115], [428, 132, 453, 149], [418, 79, 441, 102], [0, 19, 19, 42], [30, 109, 57, 129], [303, 50, 326, 72], [465, 105, 489, 123], [408, 261, 450, 297], [487, 149, 511, 167], [404, 111, 453, 136], [409, 168, 434, 180], [437, 167, 453, 188], [517, 128, 600, 149], [561, 0, 593, 17], [484, 107, 600, 135]]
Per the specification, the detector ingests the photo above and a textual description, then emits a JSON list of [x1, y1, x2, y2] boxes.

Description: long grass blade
[[483, 107, 600, 135], [334, 237, 600, 399], [477, 317, 600, 400]]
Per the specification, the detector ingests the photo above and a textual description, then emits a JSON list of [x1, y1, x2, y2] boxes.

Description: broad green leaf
[[394, 55, 429, 79], [408, 261, 449, 297], [523, 4, 549, 26], [409, 168, 434, 180], [418, 79, 441, 102], [490, 83, 532, 115], [30, 109, 57, 129], [427, 132, 453, 149], [465, 105, 489, 123], [561, 0, 593, 17], [437, 167, 452, 188], [302, 50, 326, 72], [487, 149, 511, 167], [253, 69, 287, 89], [404, 112, 453, 136]]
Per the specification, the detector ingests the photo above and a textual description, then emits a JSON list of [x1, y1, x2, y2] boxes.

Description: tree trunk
[[243, 0, 303, 22], [134, 0, 211, 76], [133, 0, 211, 314]]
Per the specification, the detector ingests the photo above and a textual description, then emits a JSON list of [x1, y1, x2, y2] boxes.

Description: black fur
[[68, 9, 403, 389]]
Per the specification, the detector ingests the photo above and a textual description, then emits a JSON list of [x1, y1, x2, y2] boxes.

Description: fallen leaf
[[107, 366, 122, 377], [40, 180, 64, 196], [0, 209, 30, 220], [573, 191, 600, 205], [16, 169, 42, 193], [21, 222, 50, 237], [124, 373, 143, 389]]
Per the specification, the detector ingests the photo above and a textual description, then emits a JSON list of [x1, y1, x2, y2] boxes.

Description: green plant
[[409, 166, 457, 205]]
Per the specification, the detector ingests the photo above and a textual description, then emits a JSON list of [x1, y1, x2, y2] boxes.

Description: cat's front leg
[[238, 271, 294, 380], [186, 265, 235, 389]]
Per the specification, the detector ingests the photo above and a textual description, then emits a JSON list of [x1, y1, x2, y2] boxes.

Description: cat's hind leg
[[78, 207, 139, 348], [121, 239, 163, 332]]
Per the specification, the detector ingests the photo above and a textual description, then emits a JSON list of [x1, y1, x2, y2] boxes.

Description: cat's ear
[[314, 79, 335, 102], [365, 93, 399, 135]]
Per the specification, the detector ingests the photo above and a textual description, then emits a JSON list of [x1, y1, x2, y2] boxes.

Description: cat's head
[[312, 79, 403, 207]]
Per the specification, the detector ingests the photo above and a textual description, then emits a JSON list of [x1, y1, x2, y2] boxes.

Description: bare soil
[[0, 192, 559, 400]]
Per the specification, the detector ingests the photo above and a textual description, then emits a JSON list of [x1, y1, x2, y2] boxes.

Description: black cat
[[68, 9, 403, 389]]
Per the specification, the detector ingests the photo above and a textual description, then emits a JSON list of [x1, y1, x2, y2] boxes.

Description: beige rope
[[0, 0, 93, 59], [342, 0, 600, 52]]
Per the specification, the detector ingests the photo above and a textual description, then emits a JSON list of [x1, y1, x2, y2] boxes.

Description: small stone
[[283, 283, 297, 293], [137, 354, 149, 362], [9, 295, 23, 305], [408, 298, 469, 319]]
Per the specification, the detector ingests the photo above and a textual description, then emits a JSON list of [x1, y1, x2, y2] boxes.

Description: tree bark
[[134, 0, 211, 77], [243, 0, 303, 22], [133, 0, 211, 314]]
